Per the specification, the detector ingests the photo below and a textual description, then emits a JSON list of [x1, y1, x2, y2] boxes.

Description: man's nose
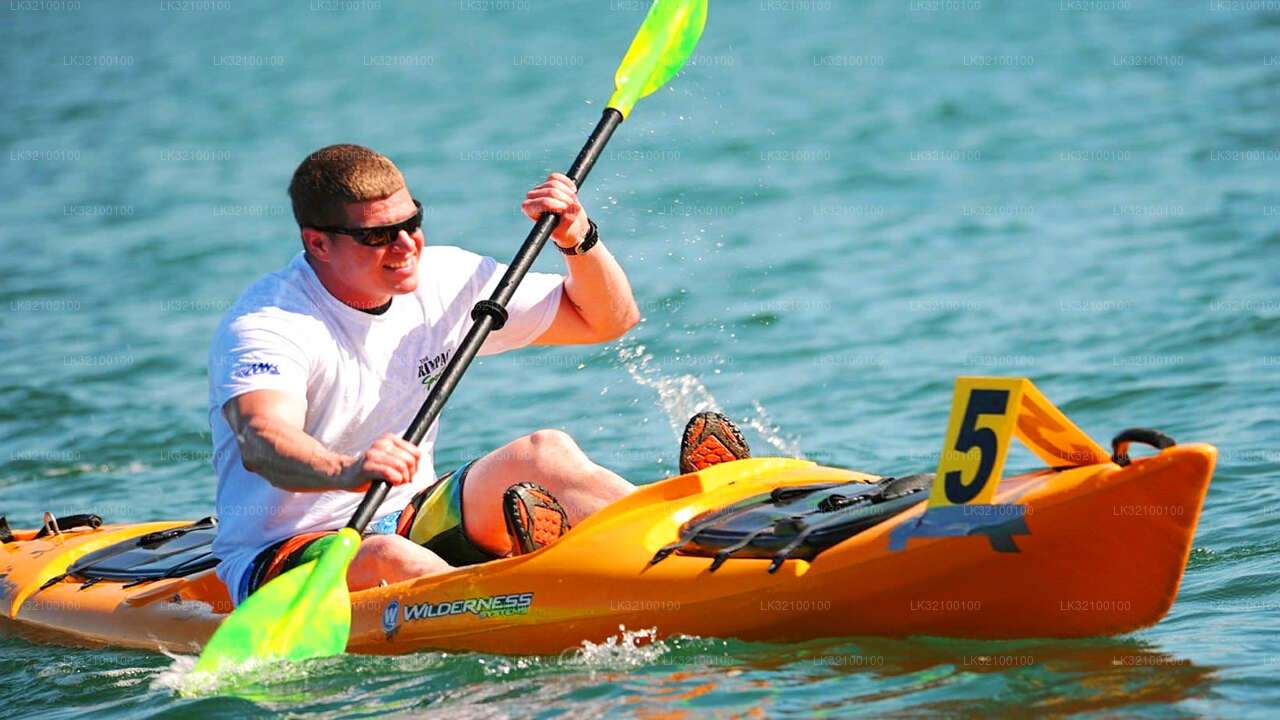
[[392, 229, 416, 251]]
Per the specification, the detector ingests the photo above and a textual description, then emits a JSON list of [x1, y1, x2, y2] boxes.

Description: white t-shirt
[[208, 248, 563, 599]]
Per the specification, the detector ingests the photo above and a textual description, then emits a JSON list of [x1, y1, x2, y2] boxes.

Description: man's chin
[[386, 276, 419, 295]]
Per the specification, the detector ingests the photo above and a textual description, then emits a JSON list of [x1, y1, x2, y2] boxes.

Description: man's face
[[312, 185, 424, 301]]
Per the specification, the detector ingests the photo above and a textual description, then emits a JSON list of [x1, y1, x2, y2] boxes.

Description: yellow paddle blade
[[607, 0, 708, 118], [193, 527, 360, 674]]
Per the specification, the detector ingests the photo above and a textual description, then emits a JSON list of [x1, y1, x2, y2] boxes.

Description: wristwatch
[[556, 219, 599, 256]]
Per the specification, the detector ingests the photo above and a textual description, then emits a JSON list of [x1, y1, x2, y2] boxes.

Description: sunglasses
[[313, 200, 423, 247]]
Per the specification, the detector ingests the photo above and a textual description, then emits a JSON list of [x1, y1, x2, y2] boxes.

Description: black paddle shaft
[[347, 107, 625, 532]]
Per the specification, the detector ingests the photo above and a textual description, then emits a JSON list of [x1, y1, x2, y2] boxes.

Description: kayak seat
[[649, 474, 933, 573], [64, 517, 220, 586]]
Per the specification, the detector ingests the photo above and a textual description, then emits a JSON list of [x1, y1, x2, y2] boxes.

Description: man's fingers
[[528, 179, 580, 202], [367, 443, 417, 484], [526, 186, 578, 205], [386, 446, 418, 478], [523, 198, 571, 214], [389, 436, 421, 459], [542, 180, 576, 197], [547, 172, 576, 191], [521, 202, 576, 224], [523, 189, 580, 210], [347, 435, 420, 491], [365, 457, 411, 486], [375, 434, 420, 462], [524, 178, 582, 240], [520, 200, 543, 220]]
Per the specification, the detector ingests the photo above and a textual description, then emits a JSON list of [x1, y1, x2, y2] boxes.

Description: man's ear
[[301, 228, 332, 261]]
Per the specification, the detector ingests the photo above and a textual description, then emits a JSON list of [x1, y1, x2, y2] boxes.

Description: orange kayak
[[0, 442, 1213, 655]]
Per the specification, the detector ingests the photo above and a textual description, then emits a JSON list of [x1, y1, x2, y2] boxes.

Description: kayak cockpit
[[61, 518, 219, 587]]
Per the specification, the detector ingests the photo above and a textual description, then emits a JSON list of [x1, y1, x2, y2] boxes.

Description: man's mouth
[[384, 256, 415, 270]]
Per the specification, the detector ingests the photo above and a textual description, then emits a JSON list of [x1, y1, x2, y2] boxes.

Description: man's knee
[[358, 534, 449, 573], [357, 534, 405, 567], [527, 428, 577, 452], [360, 534, 402, 557], [519, 429, 585, 468]]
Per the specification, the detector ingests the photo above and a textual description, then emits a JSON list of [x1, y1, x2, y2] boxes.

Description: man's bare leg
[[345, 534, 451, 591], [462, 429, 636, 556]]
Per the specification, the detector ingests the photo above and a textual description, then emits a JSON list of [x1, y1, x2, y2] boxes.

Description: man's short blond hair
[[288, 144, 405, 229]]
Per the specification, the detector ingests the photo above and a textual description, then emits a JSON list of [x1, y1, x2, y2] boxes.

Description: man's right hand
[[340, 432, 422, 492]]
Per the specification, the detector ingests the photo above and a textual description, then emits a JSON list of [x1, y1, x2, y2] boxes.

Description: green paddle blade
[[607, 0, 708, 118], [194, 527, 360, 674]]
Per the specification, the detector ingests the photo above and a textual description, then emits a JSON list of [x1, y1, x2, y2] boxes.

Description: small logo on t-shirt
[[231, 362, 280, 379], [417, 351, 449, 387]]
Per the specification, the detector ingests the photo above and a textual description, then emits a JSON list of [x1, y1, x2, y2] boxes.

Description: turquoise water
[[3, 0, 1279, 716]]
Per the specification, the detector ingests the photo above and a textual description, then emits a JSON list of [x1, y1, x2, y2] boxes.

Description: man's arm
[[224, 389, 419, 492], [523, 173, 641, 345]]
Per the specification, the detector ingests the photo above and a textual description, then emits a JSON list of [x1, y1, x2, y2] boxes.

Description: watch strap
[[557, 219, 599, 256]]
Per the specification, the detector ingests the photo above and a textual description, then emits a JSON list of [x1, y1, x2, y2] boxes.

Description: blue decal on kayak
[[382, 600, 401, 637], [888, 504, 1029, 552]]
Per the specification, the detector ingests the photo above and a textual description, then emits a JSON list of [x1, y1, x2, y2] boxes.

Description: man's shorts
[[237, 458, 493, 603]]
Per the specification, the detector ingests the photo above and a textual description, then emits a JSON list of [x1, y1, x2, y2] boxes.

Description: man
[[208, 144, 750, 605]]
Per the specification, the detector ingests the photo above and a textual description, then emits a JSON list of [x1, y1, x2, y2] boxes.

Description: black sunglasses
[[313, 200, 423, 247]]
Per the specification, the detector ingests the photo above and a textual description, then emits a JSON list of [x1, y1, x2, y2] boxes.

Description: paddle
[[194, 0, 708, 675]]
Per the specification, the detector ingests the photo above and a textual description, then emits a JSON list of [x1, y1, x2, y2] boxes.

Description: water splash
[[615, 341, 804, 457], [151, 651, 203, 695], [473, 654, 549, 679], [152, 648, 284, 698], [616, 342, 721, 436], [153, 650, 326, 699], [745, 399, 804, 457], [558, 626, 668, 669]]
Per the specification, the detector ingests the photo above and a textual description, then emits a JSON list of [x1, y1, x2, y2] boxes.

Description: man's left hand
[[522, 172, 589, 249]]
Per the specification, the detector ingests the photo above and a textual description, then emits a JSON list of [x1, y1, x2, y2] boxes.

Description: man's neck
[[361, 298, 393, 315]]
